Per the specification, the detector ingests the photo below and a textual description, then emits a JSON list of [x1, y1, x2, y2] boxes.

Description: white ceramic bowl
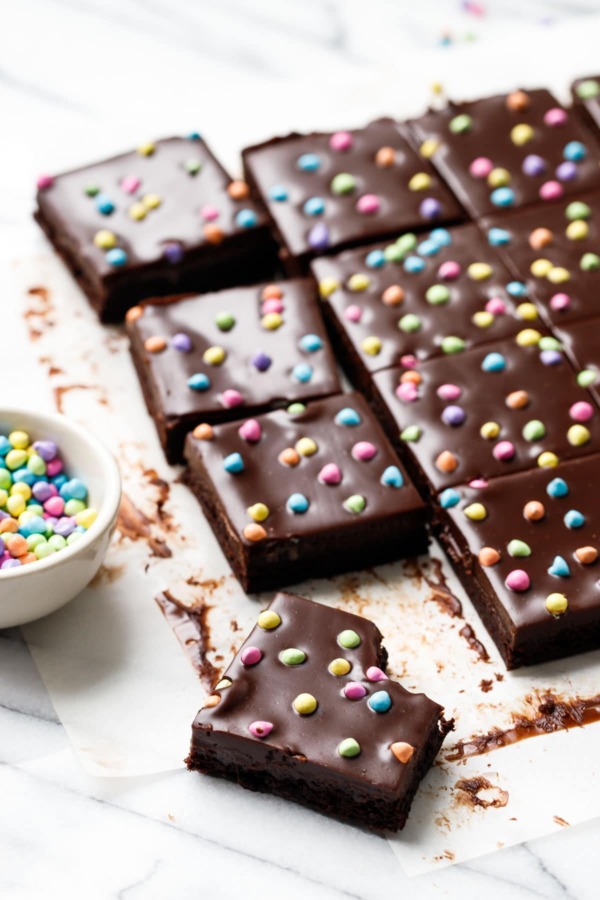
[[0, 409, 121, 628]]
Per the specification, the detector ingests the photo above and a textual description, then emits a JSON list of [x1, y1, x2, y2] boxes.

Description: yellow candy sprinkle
[[472, 311, 494, 328], [137, 141, 156, 156], [464, 502, 487, 521], [295, 437, 318, 457], [261, 312, 283, 330], [142, 193, 161, 209], [420, 138, 439, 158], [467, 262, 492, 281], [93, 229, 117, 249], [546, 592, 568, 615], [9, 431, 29, 450], [347, 273, 370, 292], [487, 167, 511, 187], [361, 336, 382, 356], [293, 693, 318, 715], [431, 81, 444, 95], [480, 422, 500, 439], [567, 424, 591, 446], [6, 495, 25, 517], [247, 502, 270, 523], [129, 202, 147, 221], [75, 508, 98, 529], [538, 451, 559, 468], [328, 658, 352, 676], [257, 610, 281, 630], [408, 172, 431, 191], [566, 220, 589, 241], [0, 489, 7, 507], [319, 277, 339, 298], [11, 482, 31, 500], [548, 266, 570, 284], [511, 123, 534, 145], [515, 328, 541, 347], [531, 258, 553, 277], [203, 345, 226, 366], [516, 302, 539, 321]]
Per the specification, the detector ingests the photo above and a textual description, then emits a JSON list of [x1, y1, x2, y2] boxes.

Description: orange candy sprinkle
[[523, 500, 545, 521], [575, 546, 598, 565], [8, 535, 28, 557], [243, 523, 267, 542], [192, 423, 214, 441], [435, 450, 458, 473], [506, 89, 530, 111], [204, 694, 221, 708], [278, 447, 300, 467], [125, 305, 143, 323], [382, 285, 404, 306], [400, 370, 422, 385], [506, 390, 530, 409], [529, 227, 553, 250], [261, 284, 283, 301], [390, 741, 415, 763], [227, 180, 250, 200], [0, 519, 18, 534], [204, 224, 225, 244], [144, 336, 167, 353], [478, 547, 500, 567], [375, 146, 396, 167]]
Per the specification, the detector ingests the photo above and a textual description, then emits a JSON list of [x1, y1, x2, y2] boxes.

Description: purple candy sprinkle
[[556, 161, 577, 182], [420, 198, 442, 220], [162, 241, 185, 264], [522, 154, 546, 177], [0, 538, 5, 555], [32, 482, 55, 503], [33, 440, 57, 462], [1, 558, 21, 569], [308, 222, 330, 251], [252, 351, 272, 372], [441, 405, 466, 426], [54, 516, 77, 537], [540, 349, 563, 366], [171, 332, 193, 353]]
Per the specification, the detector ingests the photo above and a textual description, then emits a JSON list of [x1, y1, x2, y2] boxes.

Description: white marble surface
[[3, 1, 600, 897]]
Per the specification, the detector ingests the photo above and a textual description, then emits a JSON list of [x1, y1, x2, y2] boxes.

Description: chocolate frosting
[[193, 591, 445, 792], [553, 317, 600, 407], [409, 89, 600, 219]]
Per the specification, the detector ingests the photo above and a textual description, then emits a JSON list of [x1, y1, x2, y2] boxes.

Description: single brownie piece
[[435, 455, 600, 668], [242, 118, 463, 274], [408, 89, 600, 219], [34, 136, 276, 321], [184, 393, 427, 592], [572, 76, 600, 134], [187, 591, 451, 830], [552, 317, 600, 406], [127, 279, 342, 463], [311, 223, 541, 388], [481, 192, 600, 326], [370, 330, 600, 498]]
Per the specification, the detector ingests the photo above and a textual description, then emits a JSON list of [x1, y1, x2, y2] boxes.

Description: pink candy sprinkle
[[241, 646, 262, 666], [201, 205, 220, 222], [330, 131, 353, 152], [493, 440, 515, 461], [469, 157, 493, 178], [37, 174, 54, 190], [539, 180, 563, 201], [400, 355, 418, 369], [238, 419, 262, 442], [438, 260, 462, 281], [46, 458, 63, 477], [356, 194, 380, 214], [344, 682, 367, 700], [44, 496, 65, 517], [485, 297, 507, 315], [221, 389, 244, 409], [550, 292, 571, 311], [344, 304, 362, 323], [261, 299, 284, 314], [570, 401, 594, 422], [352, 441, 377, 461], [544, 108, 568, 127], [319, 463, 342, 485], [248, 721, 273, 738], [366, 666, 387, 682], [505, 569, 530, 592], [469, 478, 489, 489], [395, 382, 418, 403], [121, 175, 141, 194], [437, 383, 462, 401]]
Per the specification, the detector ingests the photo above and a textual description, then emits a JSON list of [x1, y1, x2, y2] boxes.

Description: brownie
[[481, 191, 600, 326], [34, 136, 277, 321], [126, 279, 342, 463], [187, 591, 451, 831], [370, 330, 600, 498], [572, 76, 600, 134], [311, 223, 541, 389], [242, 119, 464, 274], [183, 393, 427, 593], [408, 89, 600, 219], [435, 455, 600, 668], [552, 317, 600, 406]]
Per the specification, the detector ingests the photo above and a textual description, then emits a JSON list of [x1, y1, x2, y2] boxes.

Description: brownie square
[[435, 456, 600, 668], [184, 393, 427, 593], [572, 76, 600, 134], [242, 118, 463, 274], [552, 317, 600, 406], [127, 279, 342, 463], [311, 223, 541, 389], [34, 136, 277, 321], [408, 89, 600, 219], [187, 591, 451, 831], [370, 331, 600, 498], [480, 191, 600, 326]]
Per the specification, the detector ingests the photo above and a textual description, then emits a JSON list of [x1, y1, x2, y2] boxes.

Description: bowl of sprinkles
[[0, 409, 121, 627]]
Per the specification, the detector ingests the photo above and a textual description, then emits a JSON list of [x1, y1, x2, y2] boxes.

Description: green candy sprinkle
[[26, 534, 46, 550], [441, 335, 466, 355], [84, 184, 100, 197], [64, 498, 86, 516], [27, 454, 46, 476], [338, 629, 361, 649], [279, 648, 307, 666], [185, 159, 202, 175], [331, 173, 356, 195], [67, 531, 83, 546], [401, 425, 422, 442], [577, 369, 597, 388], [426, 284, 450, 305], [48, 535, 67, 552], [566, 201, 591, 221], [580, 252, 600, 272], [215, 311, 236, 331], [522, 419, 546, 441], [398, 313, 421, 333], [539, 336, 562, 351], [287, 402, 306, 415], [576, 80, 600, 99], [0, 469, 11, 490], [337, 738, 361, 758], [344, 494, 366, 514], [449, 114, 473, 134], [507, 539, 532, 558], [384, 243, 405, 262], [34, 542, 56, 559], [395, 233, 418, 254]]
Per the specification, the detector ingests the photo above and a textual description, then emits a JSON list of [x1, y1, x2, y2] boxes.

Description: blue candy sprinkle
[[0, 436, 11, 456], [404, 255, 426, 274], [187, 373, 211, 391], [368, 690, 392, 713], [564, 141, 586, 162], [12, 468, 36, 486], [564, 509, 585, 529], [59, 478, 87, 501], [96, 194, 115, 215], [292, 363, 313, 383], [482, 352, 506, 373], [187, 132, 202, 140], [380, 465, 404, 488], [299, 333, 323, 353], [365, 249, 386, 268], [303, 196, 325, 216], [418, 238, 441, 257], [106, 248, 128, 267], [490, 187, 515, 208], [429, 227, 452, 248], [19, 516, 47, 537], [236, 209, 257, 228], [52, 474, 68, 490], [297, 153, 321, 172], [506, 281, 527, 297], [439, 488, 461, 508], [269, 185, 288, 202], [548, 555, 571, 577], [547, 477, 569, 498], [488, 227, 511, 246], [287, 493, 310, 514], [334, 407, 362, 427], [223, 453, 244, 474]]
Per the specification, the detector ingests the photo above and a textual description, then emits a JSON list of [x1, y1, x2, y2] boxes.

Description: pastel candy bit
[[351, 441, 377, 461], [319, 464, 342, 485], [344, 682, 367, 700], [548, 556, 571, 577], [238, 419, 262, 443], [505, 569, 530, 591], [390, 741, 415, 763], [366, 666, 387, 681], [249, 721, 274, 739], [240, 646, 262, 666], [381, 466, 404, 488]]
